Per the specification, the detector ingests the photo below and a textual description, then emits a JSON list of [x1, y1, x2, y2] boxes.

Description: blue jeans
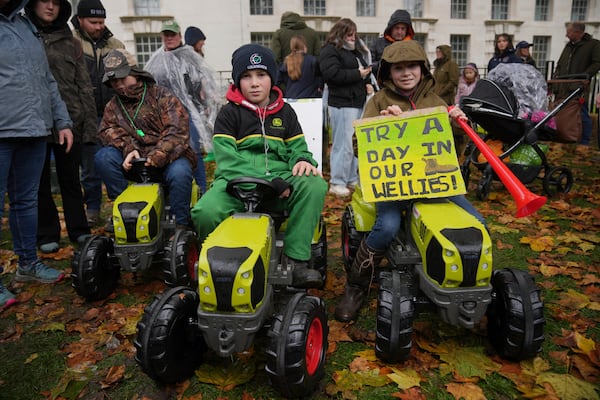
[[95, 147, 193, 225], [81, 142, 103, 212], [328, 106, 360, 186], [189, 122, 207, 193], [365, 195, 487, 251], [0, 137, 47, 265]]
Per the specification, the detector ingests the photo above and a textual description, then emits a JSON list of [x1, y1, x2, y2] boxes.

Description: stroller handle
[[449, 106, 547, 217]]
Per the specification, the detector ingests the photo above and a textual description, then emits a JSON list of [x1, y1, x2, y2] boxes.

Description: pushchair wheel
[[460, 159, 471, 189], [542, 166, 573, 196], [476, 171, 493, 201]]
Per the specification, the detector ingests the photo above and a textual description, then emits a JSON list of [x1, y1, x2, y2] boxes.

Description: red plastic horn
[[449, 106, 547, 218]]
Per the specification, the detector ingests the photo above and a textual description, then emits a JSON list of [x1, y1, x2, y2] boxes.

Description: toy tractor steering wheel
[[226, 177, 279, 213], [130, 157, 162, 183]]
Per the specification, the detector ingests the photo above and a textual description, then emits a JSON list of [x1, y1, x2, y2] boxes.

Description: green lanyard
[[117, 82, 147, 137]]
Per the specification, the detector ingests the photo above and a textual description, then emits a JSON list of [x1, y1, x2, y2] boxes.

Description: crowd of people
[[1, 2, 599, 312]]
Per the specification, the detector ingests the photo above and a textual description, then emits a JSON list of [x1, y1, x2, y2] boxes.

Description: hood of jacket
[[1, 0, 26, 19], [225, 84, 285, 118], [384, 9, 414, 40], [280, 11, 308, 30], [25, 0, 71, 32], [377, 40, 432, 87], [433, 44, 452, 67]]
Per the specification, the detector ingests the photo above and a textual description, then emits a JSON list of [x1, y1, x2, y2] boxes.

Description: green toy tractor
[[342, 185, 545, 363], [71, 158, 199, 301], [134, 177, 329, 398]]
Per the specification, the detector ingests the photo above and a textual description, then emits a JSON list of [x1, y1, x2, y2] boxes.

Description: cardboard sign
[[285, 98, 323, 172], [353, 106, 465, 203]]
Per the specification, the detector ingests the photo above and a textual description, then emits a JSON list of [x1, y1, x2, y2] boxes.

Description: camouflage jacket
[[99, 81, 197, 169]]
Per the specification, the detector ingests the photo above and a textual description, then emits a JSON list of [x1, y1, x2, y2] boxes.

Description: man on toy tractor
[[95, 48, 196, 229]]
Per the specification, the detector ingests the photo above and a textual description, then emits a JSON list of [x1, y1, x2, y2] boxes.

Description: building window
[[450, 35, 469, 69], [533, 36, 550, 78], [134, 0, 160, 16], [571, 0, 588, 21], [250, 0, 273, 15], [414, 33, 427, 52], [405, 0, 423, 18], [356, 0, 376, 17], [491, 0, 508, 20], [534, 0, 550, 21], [250, 32, 272, 48], [451, 0, 468, 19], [304, 0, 326, 16], [135, 34, 162, 68]]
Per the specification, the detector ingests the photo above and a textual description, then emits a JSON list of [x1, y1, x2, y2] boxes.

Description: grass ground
[[0, 140, 598, 400]]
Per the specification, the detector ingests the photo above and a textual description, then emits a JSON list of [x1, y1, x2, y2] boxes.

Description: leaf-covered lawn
[[0, 142, 598, 400]]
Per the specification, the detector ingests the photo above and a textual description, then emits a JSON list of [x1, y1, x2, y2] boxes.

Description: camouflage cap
[[102, 49, 137, 83]]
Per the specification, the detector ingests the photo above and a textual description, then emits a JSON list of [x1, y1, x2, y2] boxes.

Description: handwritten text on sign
[[353, 106, 465, 203]]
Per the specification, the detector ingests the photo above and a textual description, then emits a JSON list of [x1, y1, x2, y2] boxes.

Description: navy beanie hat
[[77, 0, 106, 18], [185, 26, 206, 45], [231, 44, 277, 88]]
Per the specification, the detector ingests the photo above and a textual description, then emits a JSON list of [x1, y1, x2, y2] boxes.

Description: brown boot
[[335, 240, 385, 322]]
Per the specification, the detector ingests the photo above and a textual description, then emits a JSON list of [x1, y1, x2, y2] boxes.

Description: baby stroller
[[459, 64, 582, 200]]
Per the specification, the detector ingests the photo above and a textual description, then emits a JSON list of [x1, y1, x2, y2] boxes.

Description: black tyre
[[542, 166, 573, 196], [311, 216, 328, 281], [164, 229, 200, 287], [375, 270, 415, 363], [134, 286, 205, 383], [266, 293, 328, 398], [487, 268, 545, 360], [71, 235, 120, 301], [341, 205, 364, 271]]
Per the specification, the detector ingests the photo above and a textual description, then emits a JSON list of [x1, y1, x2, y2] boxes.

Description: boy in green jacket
[[191, 44, 327, 288]]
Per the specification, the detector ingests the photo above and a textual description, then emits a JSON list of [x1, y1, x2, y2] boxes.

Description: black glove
[[271, 177, 293, 196]]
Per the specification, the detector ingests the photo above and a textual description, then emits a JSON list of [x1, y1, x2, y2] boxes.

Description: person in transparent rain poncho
[[144, 20, 221, 194]]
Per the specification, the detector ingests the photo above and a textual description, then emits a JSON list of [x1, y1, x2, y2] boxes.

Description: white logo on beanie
[[250, 53, 262, 65], [248, 53, 267, 71]]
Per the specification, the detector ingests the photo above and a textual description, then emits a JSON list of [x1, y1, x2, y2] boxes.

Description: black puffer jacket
[[319, 42, 370, 108]]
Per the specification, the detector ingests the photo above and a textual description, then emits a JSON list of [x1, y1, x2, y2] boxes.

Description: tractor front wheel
[[266, 293, 328, 398], [487, 268, 545, 360], [134, 286, 205, 383], [71, 235, 120, 301]]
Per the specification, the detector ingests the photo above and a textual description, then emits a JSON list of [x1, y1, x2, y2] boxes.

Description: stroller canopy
[[486, 63, 548, 114], [460, 78, 519, 118], [460, 78, 529, 143]]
